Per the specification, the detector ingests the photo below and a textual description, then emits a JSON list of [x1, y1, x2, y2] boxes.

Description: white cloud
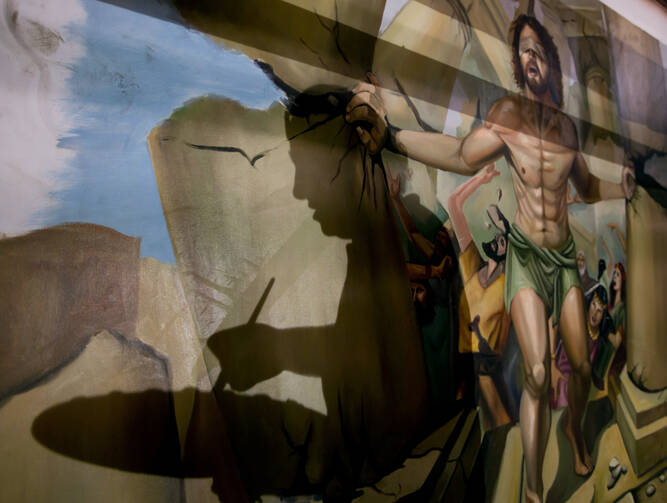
[[0, 0, 85, 235]]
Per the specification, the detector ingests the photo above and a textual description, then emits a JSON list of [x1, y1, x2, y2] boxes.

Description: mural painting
[[1, 1, 665, 502]]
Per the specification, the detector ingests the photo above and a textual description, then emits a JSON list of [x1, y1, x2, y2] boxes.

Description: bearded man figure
[[577, 250, 597, 294], [345, 14, 635, 503]]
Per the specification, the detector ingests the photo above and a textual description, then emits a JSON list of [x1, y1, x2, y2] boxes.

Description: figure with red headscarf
[[607, 262, 627, 375]]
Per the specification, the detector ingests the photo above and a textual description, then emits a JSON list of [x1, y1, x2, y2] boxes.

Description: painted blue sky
[[45, 0, 283, 262], [13, 0, 635, 268]]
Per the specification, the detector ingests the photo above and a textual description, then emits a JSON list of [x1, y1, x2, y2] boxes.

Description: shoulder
[[555, 110, 579, 150], [485, 96, 521, 132], [459, 243, 482, 282]]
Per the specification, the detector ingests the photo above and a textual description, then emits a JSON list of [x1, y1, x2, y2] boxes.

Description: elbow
[[457, 155, 479, 177], [447, 194, 460, 216], [579, 193, 599, 204], [447, 194, 455, 212], [578, 185, 600, 204], [573, 177, 602, 204]]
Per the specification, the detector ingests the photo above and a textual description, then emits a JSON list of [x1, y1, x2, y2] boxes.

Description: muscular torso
[[487, 97, 578, 248]]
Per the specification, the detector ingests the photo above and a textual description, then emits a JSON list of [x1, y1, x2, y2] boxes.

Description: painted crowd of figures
[[391, 162, 628, 429], [343, 13, 637, 499]]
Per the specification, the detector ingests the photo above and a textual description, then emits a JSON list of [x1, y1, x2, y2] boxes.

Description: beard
[[526, 74, 549, 96], [578, 265, 586, 277], [482, 239, 504, 263], [522, 60, 549, 97]]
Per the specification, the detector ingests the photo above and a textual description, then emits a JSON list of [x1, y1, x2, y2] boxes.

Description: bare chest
[[501, 128, 576, 189]]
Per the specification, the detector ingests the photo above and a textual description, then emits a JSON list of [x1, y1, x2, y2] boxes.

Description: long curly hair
[[610, 263, 626, 307], [509, 14, 564, 108]]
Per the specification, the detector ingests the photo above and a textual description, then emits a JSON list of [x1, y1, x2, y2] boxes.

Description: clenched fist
[[345, 77, 389, 155]]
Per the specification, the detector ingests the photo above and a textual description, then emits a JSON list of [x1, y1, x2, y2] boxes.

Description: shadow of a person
[[206, 105, 432, 499], [31, 95, 434, 503]]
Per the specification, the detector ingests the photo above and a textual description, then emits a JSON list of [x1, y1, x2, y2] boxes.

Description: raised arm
[[601, 236, 613, 280], [392, 125, 506, 175], [447, 164, 501, 252], [607, 222, 626, 253], [406, 256, 452, 281], [345, 81, 507, 176], [386, 168, 435, 258], [569, 153, 635, 203]]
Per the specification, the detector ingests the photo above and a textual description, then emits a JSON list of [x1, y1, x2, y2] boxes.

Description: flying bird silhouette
[[185, 143, 266, 168]]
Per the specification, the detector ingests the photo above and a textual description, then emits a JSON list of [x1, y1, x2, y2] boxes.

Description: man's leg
[[558, 286, 593, 476], [478, 374, 511, 428], [511, 288, 551, 503]]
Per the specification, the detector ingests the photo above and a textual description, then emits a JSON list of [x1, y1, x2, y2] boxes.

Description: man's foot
[[561, 411, 594, 476]]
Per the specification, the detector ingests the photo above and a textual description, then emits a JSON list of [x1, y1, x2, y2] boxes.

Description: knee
[[573, 359, 591, 382], [525, 362, 548, 397]]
